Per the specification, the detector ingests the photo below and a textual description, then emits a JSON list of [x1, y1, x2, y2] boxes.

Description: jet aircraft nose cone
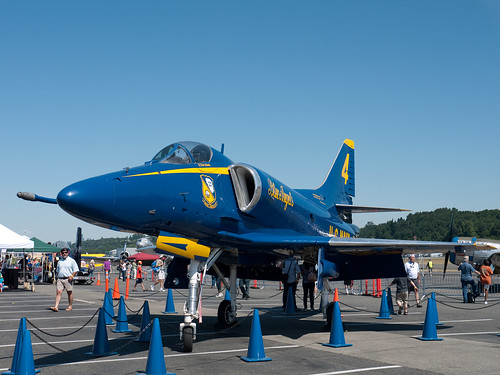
[[57, 176, 115, 222]]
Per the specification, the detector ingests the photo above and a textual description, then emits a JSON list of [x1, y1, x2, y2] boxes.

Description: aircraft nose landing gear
[[179, 257, 239, 352], [180, 259, 201, 353], [180, 323, 195, 353]]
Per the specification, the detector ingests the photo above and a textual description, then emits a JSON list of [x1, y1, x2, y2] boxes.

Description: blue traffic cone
[[417, 299, 443, 341], [112, 296, 132, 333], [322, 301, 352, 348], [137, 318, 176, 375], [86, 308, 118, 356], [107, 290, 116, 317], [15, 328, 38, 375], [102, 291, 114, 325], [386, 288, 395, 315], [241, 309, 272, 362], [135, 301, 152, 343], [2, 317, 27, 375], [224, 289, 230, 301], [284, 287, 296, 314], [162, 289, 177, 314], [376, 290, 392, 319], [429, 292, 442, 325]]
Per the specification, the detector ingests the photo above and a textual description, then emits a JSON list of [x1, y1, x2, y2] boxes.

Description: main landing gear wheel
[[182, 326, 193, 353], [217, 299, 234, 327]]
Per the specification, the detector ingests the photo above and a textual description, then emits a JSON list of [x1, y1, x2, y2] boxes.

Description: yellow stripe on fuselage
[[125, 167, 229, 178]]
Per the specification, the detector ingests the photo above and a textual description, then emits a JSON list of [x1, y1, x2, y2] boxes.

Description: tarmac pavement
[[1, 279, 499, 375]]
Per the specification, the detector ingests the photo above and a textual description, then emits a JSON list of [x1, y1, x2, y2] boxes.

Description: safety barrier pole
[[125, 269, 130, 300], [105, 270, 109, 292]]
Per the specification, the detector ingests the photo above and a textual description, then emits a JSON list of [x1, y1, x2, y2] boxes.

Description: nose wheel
[[181, 325, 194, 353]]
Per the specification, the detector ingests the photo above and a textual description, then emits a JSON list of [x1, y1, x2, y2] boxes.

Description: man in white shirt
[[404, 254, 422, 308], [50, 248, 80, 312]]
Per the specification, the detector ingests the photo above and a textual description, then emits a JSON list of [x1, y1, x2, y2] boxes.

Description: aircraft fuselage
[[56, 146, 356, 250]]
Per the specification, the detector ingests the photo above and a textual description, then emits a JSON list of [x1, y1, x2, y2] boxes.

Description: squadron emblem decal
[[200, 174, 217, 209]]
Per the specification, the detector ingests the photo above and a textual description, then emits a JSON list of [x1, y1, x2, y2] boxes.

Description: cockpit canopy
[[150, 142, 213, 165]]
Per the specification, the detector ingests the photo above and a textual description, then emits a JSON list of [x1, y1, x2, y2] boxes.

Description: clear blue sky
[[1, 1, 499, 243]]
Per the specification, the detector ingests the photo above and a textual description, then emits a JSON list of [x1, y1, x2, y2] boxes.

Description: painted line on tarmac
[[1, 314, 99, 322], [412, 331, 500, 338], [0, 325, 98, 333], [0, 297, 55, 302], [0, 307, 99, 315], [310, 365, 402, 375], [347, 318, 492, 326], [7, 344, 299, 370], [0, 330, 227, 348], [438, 318, 493, 323], [74, 298, 98, 304]]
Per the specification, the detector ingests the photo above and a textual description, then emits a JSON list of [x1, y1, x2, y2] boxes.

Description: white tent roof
[[0, 224, 34, 249]]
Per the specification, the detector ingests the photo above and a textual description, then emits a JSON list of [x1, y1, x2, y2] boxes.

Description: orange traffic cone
[[333, 288, 339, 302], [112, 278, 120, 300], [96, 273, 101, 286]]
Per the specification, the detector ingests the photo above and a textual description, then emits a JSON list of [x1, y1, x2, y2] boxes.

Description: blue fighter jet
[[18, 139, 475, 352]]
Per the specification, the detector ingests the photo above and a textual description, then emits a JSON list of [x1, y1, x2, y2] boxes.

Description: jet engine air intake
[[228, 164, 262, 213]]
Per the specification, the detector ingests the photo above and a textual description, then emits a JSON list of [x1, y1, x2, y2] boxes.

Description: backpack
[[307, 271, 317, 282]]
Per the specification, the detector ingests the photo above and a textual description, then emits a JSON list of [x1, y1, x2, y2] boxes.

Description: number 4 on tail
[[341, 154, 349, 185]]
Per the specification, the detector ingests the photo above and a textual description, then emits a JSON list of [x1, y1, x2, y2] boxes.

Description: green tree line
[[359, 208, 500, 241]]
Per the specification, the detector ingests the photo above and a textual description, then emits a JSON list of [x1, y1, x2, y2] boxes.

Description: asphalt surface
[[1, 279, 499, 375]]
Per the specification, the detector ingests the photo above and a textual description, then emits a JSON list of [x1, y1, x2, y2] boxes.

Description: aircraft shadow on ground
[[343, 321, 453, 333], [31, 303, 453, 369]]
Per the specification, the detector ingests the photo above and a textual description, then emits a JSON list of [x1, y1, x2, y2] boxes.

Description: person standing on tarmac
[[458, 256, 480, 303], [50, 248, 79, 312], [388, 276, 417, 315], [479, 259, 493, 304], [426, 259, 433, 276], [281, 254, 301, 311], [405, 254, 422, 308], [151, 256, 166, 291], [132, 261, 146, 291], [301, 262, 317, 310]]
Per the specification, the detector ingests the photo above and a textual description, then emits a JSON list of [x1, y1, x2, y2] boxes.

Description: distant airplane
[[448, 237, 499, 272], [18, 139, 480, 352]]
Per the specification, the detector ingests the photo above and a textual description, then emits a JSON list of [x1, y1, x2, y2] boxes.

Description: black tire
[[182, 326, 193, 353], [217, 299, 233, 327]]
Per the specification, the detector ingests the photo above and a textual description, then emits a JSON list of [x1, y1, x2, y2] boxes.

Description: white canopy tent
[[0, 224, 34, 249], [1, 224, 34, 291]]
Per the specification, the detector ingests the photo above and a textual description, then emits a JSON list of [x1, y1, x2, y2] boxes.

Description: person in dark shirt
[[458, 256, 480, 303], [388, 277, 415, 315]]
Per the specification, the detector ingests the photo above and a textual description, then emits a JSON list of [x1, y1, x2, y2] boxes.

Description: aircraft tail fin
[[317, 139, 355, 207], [296, 139, 355, 210]]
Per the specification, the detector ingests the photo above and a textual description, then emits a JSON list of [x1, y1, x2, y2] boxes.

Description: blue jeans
[[461, 279, 477, 302]]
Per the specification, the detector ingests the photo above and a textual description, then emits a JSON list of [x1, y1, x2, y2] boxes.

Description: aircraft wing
[[218, 230, 479, 254], [335, 204, 411, 213]]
